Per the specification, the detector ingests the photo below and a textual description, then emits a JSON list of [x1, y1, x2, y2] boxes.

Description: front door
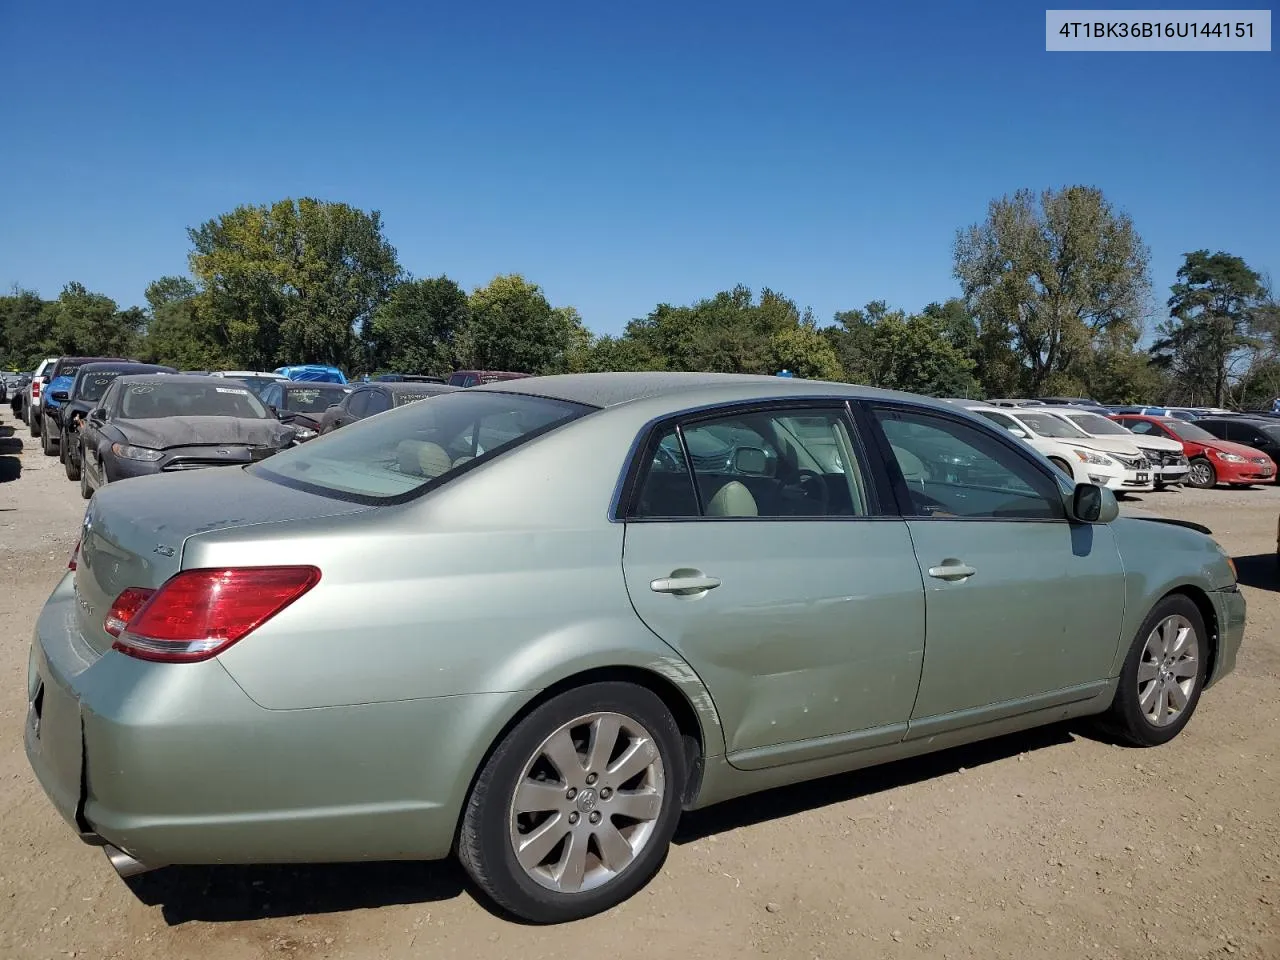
[[867, 405, 1126, 733], [621, 403, 926, 770]]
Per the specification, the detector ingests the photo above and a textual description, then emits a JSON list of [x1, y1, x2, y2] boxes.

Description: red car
[[1112, 414, 1276, 489]]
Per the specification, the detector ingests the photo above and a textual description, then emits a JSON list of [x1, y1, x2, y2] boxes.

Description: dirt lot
[[1, 417, 1278, 960]]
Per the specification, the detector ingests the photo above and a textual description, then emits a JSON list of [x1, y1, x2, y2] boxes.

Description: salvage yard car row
[[22, 370, 1249, 924]]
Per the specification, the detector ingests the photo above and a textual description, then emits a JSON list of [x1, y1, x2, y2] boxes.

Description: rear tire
[[1187, 458, 1216, 488], [1101, 594, 1208, 747], [457, 682, 687, 923], [79, 446, 93, 499], [64, 440, 81, 481], [29, 407, 40, 437], [41, 418, 57, 456]]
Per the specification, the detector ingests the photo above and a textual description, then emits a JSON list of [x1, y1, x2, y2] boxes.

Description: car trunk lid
[[73, 468, 368, 654]]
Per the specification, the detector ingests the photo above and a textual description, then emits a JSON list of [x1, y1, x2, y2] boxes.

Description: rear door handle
[[927, 561, 976, 582], [651, 574, 722, 595]]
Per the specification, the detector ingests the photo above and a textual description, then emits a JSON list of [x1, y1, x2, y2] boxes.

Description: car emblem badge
[[575, 789, 598, 813]]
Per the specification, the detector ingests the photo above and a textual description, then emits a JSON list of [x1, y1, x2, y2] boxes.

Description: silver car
[[25, 373, 1244, 923]]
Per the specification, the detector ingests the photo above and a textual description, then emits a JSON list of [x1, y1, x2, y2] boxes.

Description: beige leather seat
[[396, 440, 453, 479], [705, 480, 758, 517]]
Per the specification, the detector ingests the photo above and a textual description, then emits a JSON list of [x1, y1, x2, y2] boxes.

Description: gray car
[[25, 373, 1244, 923]]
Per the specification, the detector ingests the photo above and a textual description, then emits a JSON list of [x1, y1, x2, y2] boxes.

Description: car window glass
[[631, 407, 872, 519], [346, 391, 370, 418], [874, 408, 1064, 520], [976, 410, 1022, 434], [1123, 419, 1158, 436], [365, 390, 392, 416]]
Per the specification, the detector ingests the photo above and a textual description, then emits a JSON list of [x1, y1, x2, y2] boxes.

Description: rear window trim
[[249, 391, 599, 507]]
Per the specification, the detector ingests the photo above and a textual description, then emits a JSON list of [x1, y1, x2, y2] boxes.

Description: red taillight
[[109, 566, 321, 663], [105, 587, 156, 637], [32, 381, 41, 398], [67, 538, 80, 571]]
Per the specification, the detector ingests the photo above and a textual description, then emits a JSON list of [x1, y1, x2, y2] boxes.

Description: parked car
[[24, 357, 58, 435], [1193, 417, 1280, 471], [374, 373, 446, 383], [1033, 396, 1098, 407], [1041, 408, 1189, 489], [76, 374, 296, 498], [57, 362, 177, 481], [39, 356, 130, 453], [211, 370, 289, 399], [447, 369, 531, 387], [258, 381, 351, 442], [318, 381, 457, 433], [275, 364, 347, 384], [1132, 406, 1199, 422], [25, 373, 1245, 922], [962, 404, 1157, 491], [984, 398, 1046, 408], [1111, 414, 1276, 488]]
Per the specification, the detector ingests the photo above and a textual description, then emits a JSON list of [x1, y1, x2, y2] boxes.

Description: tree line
[[2, 188, 1276, 406]]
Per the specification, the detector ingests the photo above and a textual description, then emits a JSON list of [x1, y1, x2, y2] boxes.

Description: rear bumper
[[25, 573, 508, 867]]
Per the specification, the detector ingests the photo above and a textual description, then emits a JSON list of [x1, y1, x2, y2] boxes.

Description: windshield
[[251, 390, 593, 502], [118, 380, 270, 419], [1164, 420, 1216, 443], [284, 387, 345, 413], [1064, 412, 1131, 436], [77, 371, 124, 402], [1015, 412, 1090, 439], [231, 376, 286, 398]]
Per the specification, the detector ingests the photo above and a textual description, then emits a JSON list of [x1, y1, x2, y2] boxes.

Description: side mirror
[[733, 446, 775, 477], [88, 408, 107, 424], [51, 390, 70, 402], [1070, 483, 1118, 524], [1008, 427, 1028, 438], [267, 405, 279, 418]]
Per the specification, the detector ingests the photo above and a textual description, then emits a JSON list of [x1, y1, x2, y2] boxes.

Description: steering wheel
[[786, 469, 830, 515]]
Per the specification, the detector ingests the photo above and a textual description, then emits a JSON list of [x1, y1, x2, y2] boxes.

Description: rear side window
[[251, 390, 592, 503], [630, 407, 875, 519]]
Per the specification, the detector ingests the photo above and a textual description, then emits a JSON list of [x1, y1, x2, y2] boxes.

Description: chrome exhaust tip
[[104, 844, 158, 879]]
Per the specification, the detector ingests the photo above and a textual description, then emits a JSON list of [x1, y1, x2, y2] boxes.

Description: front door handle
[[651, 573, 722, 595], [927, 560, 976, 582]]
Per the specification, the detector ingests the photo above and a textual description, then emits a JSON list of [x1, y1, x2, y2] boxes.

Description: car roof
[[217, 370, 287, 378], [75, 361, 174, 376], [369, 381, 459, 394], [474, 371, 953, 411], [115, 373, 246, 387], [282, 379, 347, 389]]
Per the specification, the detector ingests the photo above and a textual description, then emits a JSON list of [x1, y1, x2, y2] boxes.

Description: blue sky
[[0, 0, 1275, 336]]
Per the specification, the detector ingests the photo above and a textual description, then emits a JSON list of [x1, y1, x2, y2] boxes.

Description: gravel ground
[[1, 416, 1278, 960]]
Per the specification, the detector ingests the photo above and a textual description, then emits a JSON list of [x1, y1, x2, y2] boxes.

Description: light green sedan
[[25, 373, 1245, 922]]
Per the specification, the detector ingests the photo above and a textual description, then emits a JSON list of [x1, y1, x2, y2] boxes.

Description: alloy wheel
[[508, 711, 665, 894], [1137, 614, 1199, 727], [1188, 460, 1214, 487]]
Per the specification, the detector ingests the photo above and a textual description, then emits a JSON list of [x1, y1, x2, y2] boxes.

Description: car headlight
[[1213, 450, 1246, 463], [111, 442, 163, 462], [295, 428, 317, 441], [1073, 449, 1115, 466]]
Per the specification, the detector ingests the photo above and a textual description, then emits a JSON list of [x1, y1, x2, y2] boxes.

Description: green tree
[[767, 323, 844, 380], [365, 276, 470, 376], [0, 288, 52, 369], [188, 198, 400, 370], [954, 186, 1151, 394], [42, 282, 144, 358], [140, 276, 229, 369], [460, 274, 581, 374], [1151, 250, 1271, 406]]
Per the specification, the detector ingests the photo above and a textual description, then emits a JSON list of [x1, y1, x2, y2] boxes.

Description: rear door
[[621, 402, 925, 770], [865, 403, 1126, 734]]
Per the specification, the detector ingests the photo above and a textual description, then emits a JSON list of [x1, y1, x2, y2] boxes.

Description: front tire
[[458, 682, 687, 923], [1103, 594, 1208, 747], [41, 418, 57, 456], [79, 445, 93, 499], [64, 439, 81, 481], [1187, 458, 1216, 488], [29, 407, 40, 437]]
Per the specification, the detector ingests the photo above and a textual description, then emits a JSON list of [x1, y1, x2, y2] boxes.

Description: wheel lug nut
[[586, 773, 598, 785], [589, 811, 601, 824], [566, 787, 577, 800], [568, 812, 579, 825], [600, 787, 612, 800]]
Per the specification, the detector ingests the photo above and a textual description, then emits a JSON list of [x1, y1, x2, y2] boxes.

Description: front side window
[[630, 406, 874, 519], [345, 391, 370, 418], [251, 390, 592, 502], [874, 407, 1064, 520], [76, 372, 123, 402]]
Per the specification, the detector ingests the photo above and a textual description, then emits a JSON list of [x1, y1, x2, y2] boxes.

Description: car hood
[[1202, 439, 1273, 461], [1066, 436, 1144, 457], [115, 416, 295, 449]]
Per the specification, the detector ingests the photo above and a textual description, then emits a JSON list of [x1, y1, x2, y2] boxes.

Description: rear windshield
[[231, 376, 286, 398], [284, 387, 346, 412], [119, 381, 269, 419], [77, 371, 125, 401], [251, 390, 593, 502]]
